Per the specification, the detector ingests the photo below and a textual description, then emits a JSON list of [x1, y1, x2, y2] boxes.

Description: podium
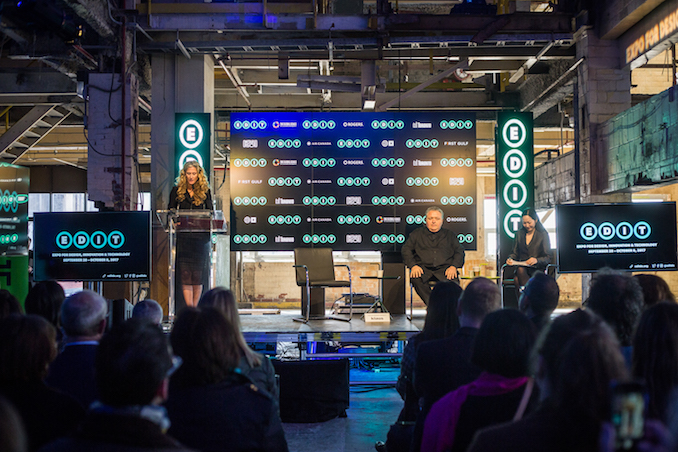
[[157, 209, 227, 319]]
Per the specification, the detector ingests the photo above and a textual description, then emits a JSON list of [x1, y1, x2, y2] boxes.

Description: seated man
[[45, 290, 108, 409], [402, 206, 465, 304], [40, 318, 192, 452], [132, 299, 164, 325]]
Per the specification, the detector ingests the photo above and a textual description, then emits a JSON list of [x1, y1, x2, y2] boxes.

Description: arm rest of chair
[[334, 264, 352, 282], [293, 264, 310, 288]]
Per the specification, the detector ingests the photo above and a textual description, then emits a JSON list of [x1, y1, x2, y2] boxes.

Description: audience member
[[377, 281, 463, 452], [584, 269, 643, 364], [411, 277, 501, 452], [41, 318, 191, 451], [198, 287, 277, 399], [0, 394, 27, 452], [0, 289, 22, 319], [45, 290, 107, 409], [422, 309, 538, 452], [467, 309, 628, 452], [24, 281, 65, 331], [633, 302, 678, 422], [634, 274, 676, 308], [166, 307, 288, 452], [0, 315, 84, 452], [518, 271, 559, 333], [132, 299, 164, 325]]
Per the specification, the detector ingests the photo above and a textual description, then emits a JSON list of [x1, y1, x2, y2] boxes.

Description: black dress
[[168, 186, 213, 285]]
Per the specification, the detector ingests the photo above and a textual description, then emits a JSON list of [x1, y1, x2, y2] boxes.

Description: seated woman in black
[[506, 208, 551, 294], [165, 307, 288, 452]]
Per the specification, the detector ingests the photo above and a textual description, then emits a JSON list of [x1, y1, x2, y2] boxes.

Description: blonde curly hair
[[176, 161, 210, 206]]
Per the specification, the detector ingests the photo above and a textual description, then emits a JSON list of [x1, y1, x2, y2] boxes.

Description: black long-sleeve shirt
[[508, 228, 551, 270], [401, 227, 465, 270]]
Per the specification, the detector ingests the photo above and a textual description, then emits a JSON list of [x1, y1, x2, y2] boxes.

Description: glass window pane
[[138, 192, 151, 211], [29, 193, 50, 217], [484, 197, 496, 229], [52, 193, 85, 212], [87, 199, 98, 212], [486, 232, 497, 257]]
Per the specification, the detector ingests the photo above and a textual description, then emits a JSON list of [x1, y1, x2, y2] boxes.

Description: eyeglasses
[[166, 355, 183, 379]]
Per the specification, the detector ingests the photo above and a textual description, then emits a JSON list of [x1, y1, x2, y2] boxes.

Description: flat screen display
[[230, 112, 477, 251], [556, 202, 677, 273], [34, 212, 151, 281]]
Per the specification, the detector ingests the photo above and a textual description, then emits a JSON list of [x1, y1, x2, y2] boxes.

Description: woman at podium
[[505, 208, 551, 295], [169, 161, 213, 307]]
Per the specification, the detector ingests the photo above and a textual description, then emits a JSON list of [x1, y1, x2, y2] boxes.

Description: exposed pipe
[[121, 16, 127, 211]]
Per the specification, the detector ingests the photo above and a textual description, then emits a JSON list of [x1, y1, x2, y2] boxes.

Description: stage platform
[[240, 310, 424, 343]]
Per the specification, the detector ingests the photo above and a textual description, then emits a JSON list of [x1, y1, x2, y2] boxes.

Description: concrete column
[[575, 29, 632, 301], [575, 28, 632, 201], [150, 54, 216, 315]]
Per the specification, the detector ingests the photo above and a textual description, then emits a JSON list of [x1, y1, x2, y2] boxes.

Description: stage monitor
[[34, 211, 151, 281], [556, 202, 677, 273]]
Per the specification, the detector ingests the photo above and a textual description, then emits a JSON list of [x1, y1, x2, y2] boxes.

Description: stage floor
[[240, 310, 424, 343]]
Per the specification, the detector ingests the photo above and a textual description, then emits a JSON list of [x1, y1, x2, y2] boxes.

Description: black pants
[[411, 266, 459, 305]]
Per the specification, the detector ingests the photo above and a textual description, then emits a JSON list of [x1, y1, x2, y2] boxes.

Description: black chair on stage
[[293, 248, 353, 323], [500, 249, 558, 308]]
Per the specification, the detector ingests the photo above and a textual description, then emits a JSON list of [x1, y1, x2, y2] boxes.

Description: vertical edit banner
[[0, 163, 30, 304], [496, 112, 534, 269], [175, 113, 211, 181]]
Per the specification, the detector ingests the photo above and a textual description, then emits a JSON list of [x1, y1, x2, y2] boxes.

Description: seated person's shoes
[[375, 441, 387, 452]]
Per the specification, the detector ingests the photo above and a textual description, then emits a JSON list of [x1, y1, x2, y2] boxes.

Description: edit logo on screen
[[56, 231, 125, 250], [580, 221, 651, 241]]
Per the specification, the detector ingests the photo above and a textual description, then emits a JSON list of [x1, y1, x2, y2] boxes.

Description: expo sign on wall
[[496, 112, 534, 266]]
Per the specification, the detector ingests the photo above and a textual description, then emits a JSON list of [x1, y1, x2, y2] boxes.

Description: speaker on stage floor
[[272, 358, 349, 423], [382, 251, 405, 314]]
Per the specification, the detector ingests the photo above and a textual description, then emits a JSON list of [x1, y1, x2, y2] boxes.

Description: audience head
[[536, 309, 627, 440], [24, 281, 65, 329], [421, 281, 463, 340], [0, 395, 27, 452], [170, 307, 241, 388], [0, 290, 21, 320], [0, 314, 57, 384], [584, 269, 643, 346], [198, 287, 261, 368], [132, 299, 164, 325], [96, 318, 172, 407], [471, 309, 536, 378], [457, 277, 501, 326], [632, 301, 678, 421], [634, 274, 675, 308], [61, 290, 108, 340], [519, 272, 560, 318]]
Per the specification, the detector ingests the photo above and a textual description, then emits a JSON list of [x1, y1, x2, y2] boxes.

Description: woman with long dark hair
[[198, 287, 277, 399], [169, 160, 213, 307], [166, 307, 288, 452], [506, 208, 551, 292], [422, 309, 538, 452]]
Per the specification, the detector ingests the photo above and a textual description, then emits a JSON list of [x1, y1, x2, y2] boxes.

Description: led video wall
[[230, 112, 476, 251]]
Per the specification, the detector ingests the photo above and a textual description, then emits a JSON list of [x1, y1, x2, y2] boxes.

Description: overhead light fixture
[[363, 99, 376, 110], [176, 38, 191, 60]]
